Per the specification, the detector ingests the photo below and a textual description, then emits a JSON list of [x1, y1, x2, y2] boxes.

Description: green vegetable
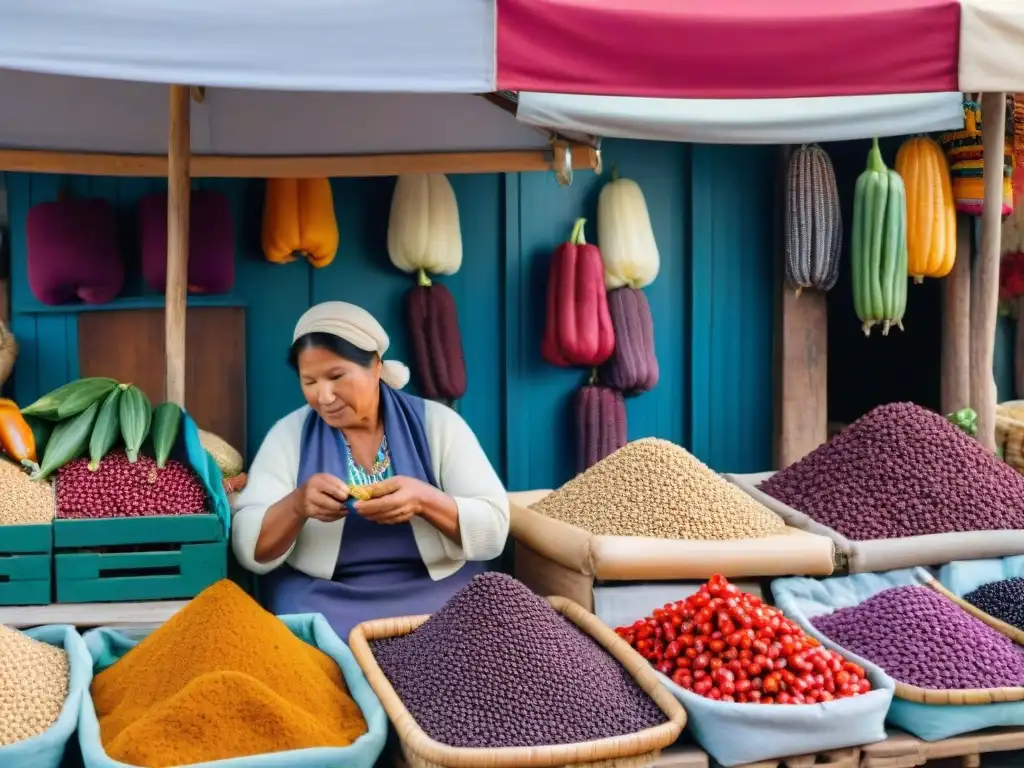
[[30, 401, 100, 480], [119, 385, 152, 463], [151, 402, 183, 469], [947, 408, 979, 437], [24, 416, 53, 456], [20, 377, 120, 420], [88, 385, 125, 471]]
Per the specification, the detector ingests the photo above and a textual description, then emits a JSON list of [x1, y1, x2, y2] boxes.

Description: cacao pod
[[542, 218, 615, 367], [406, 282, 467, 401], [601, 287, 658, 394], [574, 385, 626, 474]]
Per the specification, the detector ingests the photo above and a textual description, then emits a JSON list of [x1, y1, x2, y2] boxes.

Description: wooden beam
[[971, 92, 1007, 452], [0, 144, 600, 178], [941, 213, 972, 414], [165, 85, 190, 407]]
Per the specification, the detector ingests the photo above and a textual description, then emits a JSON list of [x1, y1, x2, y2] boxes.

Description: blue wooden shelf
[[17, 294, 246, 315]]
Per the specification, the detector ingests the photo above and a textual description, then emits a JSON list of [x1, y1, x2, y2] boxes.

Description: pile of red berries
[[615, 574, 873, 705]]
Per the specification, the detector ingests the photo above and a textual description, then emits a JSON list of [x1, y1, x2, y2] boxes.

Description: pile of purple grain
[[56, 451, 207, 519], [758, 402, 1024, 540], [371, 572, 667, 749], [811, 586, 1024, 690]]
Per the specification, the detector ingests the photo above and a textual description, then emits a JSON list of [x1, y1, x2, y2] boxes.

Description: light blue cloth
[[659, 580, 893, 766], [0, 625, 92, 768], [772, 569, 1024, 741], [78, 614, 387, 768], [938, 555, 1024, 598], [180, 410, 231, 536]]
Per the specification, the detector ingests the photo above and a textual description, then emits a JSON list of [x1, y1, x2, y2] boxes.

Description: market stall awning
[[959, 0, 1024, 92], [497, 0, 962, 99], [514, 91, 967, 145]]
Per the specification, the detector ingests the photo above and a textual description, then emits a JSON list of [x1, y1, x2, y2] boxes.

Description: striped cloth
[[939, 97, 1015, 217]]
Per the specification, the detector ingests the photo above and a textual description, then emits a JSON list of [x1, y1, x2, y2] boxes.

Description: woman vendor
[[231, 301, 509, 637]]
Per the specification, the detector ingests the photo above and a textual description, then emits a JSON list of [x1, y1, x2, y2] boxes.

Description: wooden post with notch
[[940, 214, 972, 415], [971, 92, 1007, 452], [166, 85, 190, 407]]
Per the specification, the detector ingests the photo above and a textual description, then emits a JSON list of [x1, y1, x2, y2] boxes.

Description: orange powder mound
[[92, 579, 367, 767]]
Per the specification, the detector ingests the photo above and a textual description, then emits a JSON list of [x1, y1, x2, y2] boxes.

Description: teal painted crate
[[0, 523, 53, 606], [53, 514, 226, 604]]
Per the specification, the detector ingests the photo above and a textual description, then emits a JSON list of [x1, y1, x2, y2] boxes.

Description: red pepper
[[541, 218, 615, 367]]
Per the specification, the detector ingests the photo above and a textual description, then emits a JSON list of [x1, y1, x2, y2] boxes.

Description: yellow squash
[[261, 179, 339, 268], [895, 137, 956, 282]]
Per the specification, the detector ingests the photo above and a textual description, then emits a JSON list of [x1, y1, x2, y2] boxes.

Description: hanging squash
[[407, 280, 467, 402], [542, 218, 615, 368], [939, 97, 1015, 217], [894, 137, 956, 283], [387, 174, 467, 401], [784, 145, 842, 296], [597, 174, 660, 290], [601, 288, 658, 394], [574, 384, 626, 474], [261, 179, 339, 268], [26, 196, 124, 306], [387, 175, 462, 276]]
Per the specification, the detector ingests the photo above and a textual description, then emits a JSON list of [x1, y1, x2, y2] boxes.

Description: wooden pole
[[971, 92, 1007, 451], [941, 213, 972, 414], [165, 85, 190, 407]]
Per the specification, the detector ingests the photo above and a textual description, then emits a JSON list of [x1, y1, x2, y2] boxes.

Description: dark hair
[[288, 332, 377, 370]]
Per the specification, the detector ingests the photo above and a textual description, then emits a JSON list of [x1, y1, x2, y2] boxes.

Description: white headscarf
[[292, 301, 410, 390]]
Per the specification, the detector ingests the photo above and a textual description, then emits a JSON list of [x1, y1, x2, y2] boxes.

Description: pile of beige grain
[[531, 438, 785, 539], [0, 625, 69, 746], [0, 459, 53, 526]]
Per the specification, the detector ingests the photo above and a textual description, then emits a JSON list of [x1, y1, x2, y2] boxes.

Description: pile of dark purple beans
[[758, 402, 1024, 540], [964, 577, 1024, 631], [372, 572, 667, 749], [811, 586, 1024, 690]]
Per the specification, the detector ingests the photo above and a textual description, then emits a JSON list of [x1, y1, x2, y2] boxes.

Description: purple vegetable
[[371, 572, 665, 748], [759, 402, 1024, 540], [812, 586, 1024, 690]]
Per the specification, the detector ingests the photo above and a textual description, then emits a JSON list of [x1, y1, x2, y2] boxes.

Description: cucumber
[[119, 385, 153, 463], [30, 401, 100, 480], [879, 170, 902, 335], [88, 385, 125, 471], [23, 416, 52, 457], [152, 401, 183, 469], [850, 172, 869, 324], [21, 377, 120, 419]]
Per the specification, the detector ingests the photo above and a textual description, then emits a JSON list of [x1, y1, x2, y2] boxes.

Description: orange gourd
[[0, 400, 37, 465], [895, 137, 957, 283], [261, 179, 339, 268]]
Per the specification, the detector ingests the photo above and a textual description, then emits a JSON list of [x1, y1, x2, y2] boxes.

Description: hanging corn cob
[[784, 145, 842, 296], [851, 138, 908, 337], [895, 136, 956, 282]]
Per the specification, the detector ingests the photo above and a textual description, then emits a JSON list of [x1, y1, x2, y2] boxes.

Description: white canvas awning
[[959, 0, 1024, 92]]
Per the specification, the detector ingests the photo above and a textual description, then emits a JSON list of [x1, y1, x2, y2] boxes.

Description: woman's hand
[[295, 473, 350, 523], [355, 476, 441, 525]]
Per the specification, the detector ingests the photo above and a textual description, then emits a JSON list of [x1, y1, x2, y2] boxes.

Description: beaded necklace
[[343, 434, 391, 486]]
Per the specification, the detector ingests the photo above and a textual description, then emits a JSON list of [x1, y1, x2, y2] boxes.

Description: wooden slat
[[166, 84, 190, 406], [940, 213, 972, 414], [77, 307, 246, 456], [0, 145, 601, 178]]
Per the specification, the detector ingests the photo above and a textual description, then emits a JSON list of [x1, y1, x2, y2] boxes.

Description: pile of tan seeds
[[531, 438, 786, 539], [0, 625, 69, 746], [0, 459, 53, 526]]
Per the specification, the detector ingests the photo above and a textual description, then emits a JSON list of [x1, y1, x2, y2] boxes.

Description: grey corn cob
[[785, 145, 842, 295]]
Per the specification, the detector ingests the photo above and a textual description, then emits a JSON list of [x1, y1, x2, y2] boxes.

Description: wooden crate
[[54, 515, 226, 604], [0, 523, 53, 606]]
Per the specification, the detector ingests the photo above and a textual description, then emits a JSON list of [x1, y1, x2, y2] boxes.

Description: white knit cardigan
[[231, 401, 510, 580]]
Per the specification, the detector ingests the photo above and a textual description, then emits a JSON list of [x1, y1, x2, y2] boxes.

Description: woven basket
[[348, 596, 686, 768], [880, 579, 1024, 705], [996, 401, 1024, 472]]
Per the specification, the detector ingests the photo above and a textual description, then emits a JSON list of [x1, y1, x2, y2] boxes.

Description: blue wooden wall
[[2, 139, 777, 490]]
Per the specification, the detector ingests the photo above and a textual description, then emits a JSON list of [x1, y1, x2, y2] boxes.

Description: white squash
[[387, 174, 463, 276], [597, 176, 660, 289]]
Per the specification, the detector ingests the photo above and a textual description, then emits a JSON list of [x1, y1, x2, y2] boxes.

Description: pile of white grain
[[0, 625, 69, 746]]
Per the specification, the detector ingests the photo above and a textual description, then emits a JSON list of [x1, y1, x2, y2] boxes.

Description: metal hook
[[553, 142, 573, 187]]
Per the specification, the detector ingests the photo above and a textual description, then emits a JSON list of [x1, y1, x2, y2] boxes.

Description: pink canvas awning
[[497, 0, 962, 99]]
